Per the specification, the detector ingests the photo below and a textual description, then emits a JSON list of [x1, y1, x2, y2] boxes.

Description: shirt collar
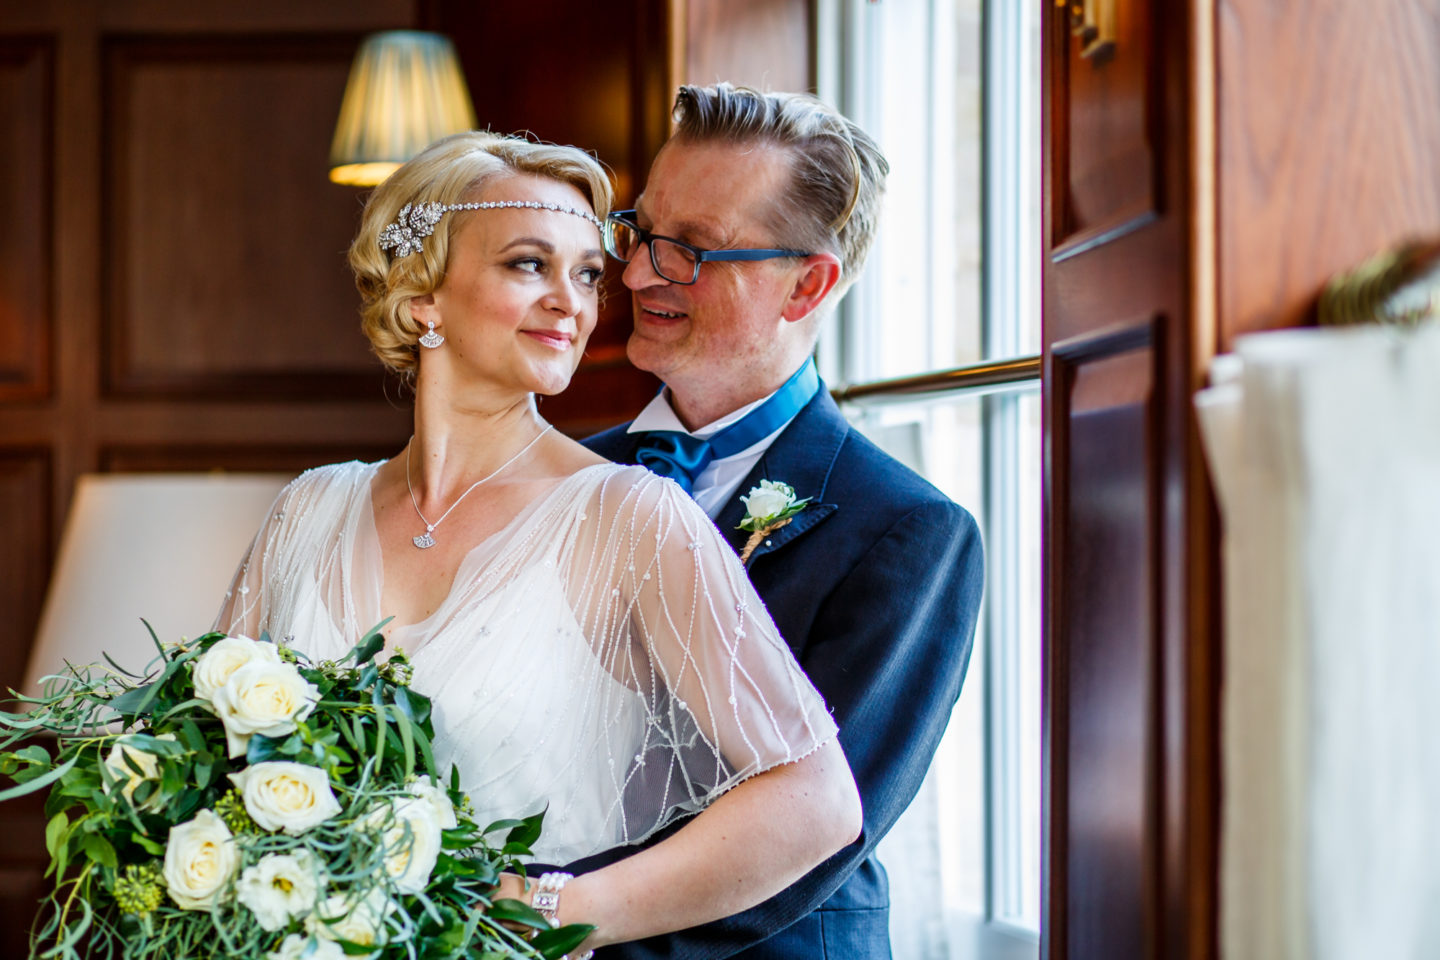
[[627, 387, 772, 440]]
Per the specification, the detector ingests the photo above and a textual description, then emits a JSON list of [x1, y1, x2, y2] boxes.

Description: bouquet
[[0, 622, 593, 960]]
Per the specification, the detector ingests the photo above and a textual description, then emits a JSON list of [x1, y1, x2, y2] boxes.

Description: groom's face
[[622, 140, 806, 412]]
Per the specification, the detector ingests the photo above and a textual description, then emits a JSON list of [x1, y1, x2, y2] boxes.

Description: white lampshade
[[24, 473, 292, 695], [328, 30, 478, 186]]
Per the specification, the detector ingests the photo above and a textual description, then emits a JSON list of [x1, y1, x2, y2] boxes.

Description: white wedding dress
[[215, 460, 836, 864]]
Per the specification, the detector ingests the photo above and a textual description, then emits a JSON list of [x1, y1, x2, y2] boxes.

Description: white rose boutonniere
[[163, 809, 239, 910], [229, 762, 342, 835], [737, 479, 811, 563], [210, 659, 320, 758]]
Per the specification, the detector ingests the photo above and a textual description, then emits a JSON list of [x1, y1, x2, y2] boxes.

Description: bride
[[215, 131, 861, 953]]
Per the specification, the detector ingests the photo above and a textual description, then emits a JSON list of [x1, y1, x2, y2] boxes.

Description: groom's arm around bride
[[584, 83, 985, 959]]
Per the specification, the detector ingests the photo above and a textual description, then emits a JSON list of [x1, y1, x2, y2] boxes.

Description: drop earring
[[419, 321, 445, 349]]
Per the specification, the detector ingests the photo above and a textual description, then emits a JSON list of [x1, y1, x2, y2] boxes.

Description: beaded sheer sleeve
[[215, 461, 837, 864]]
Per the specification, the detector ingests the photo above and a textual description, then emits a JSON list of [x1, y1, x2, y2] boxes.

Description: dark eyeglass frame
[[603, 210, 812, 285]]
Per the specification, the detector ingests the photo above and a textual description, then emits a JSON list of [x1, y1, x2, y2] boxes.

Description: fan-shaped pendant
[[419, 321, 445, 349], [413, 532, 436, 549]]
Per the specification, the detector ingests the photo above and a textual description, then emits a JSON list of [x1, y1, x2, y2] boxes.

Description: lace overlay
[[216, 461, 837, 863]]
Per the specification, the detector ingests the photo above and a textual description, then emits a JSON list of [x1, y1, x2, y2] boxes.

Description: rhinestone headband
[[377, 200, 603, 258]]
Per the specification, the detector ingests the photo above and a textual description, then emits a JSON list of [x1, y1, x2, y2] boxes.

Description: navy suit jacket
[[577, 387, 984, 959]]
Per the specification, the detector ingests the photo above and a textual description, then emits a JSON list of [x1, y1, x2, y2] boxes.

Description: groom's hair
[[669, 83, 888, 299]]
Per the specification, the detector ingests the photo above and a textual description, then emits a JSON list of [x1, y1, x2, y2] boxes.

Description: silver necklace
[[405, 425, 553, 549]]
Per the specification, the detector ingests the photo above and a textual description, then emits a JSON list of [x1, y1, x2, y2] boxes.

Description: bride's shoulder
[[278, 459, 382, 503], [580, 463, 701, 517]]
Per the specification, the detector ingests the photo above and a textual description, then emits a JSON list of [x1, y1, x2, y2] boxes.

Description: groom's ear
[[781, 253, 842, 325]]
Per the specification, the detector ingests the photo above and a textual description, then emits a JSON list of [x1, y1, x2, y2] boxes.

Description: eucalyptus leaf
[[101, 650, 144, 679], [0, 753, 77, 802], [121, 733, 186, 757], [485, 898, 551, 930], [532, 923, 598, 958], [104, 682, 157, 717]]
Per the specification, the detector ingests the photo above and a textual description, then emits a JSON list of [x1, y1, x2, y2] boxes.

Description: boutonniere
[[737, 480, 811, 563]]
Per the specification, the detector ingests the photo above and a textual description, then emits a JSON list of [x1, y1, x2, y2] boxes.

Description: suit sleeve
[[605, 498, 985, 959]]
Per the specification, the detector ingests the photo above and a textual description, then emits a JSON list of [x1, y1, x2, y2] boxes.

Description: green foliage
[[0, 628, 595, 960]]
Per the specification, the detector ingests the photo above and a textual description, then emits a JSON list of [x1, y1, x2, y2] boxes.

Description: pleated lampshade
[[328, 31, 478, 186]]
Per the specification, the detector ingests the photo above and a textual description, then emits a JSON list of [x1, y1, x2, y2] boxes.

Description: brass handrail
[[831, 355, 1042, 404]]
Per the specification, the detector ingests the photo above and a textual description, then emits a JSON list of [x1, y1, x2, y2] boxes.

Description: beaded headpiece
[[377, 200, 603, 258]]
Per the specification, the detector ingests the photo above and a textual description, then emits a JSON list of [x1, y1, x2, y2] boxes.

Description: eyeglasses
[[602, 210, 811, 285]]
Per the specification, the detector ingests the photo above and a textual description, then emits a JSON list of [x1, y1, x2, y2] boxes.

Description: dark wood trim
[[0, 445, 54, 693], [1045, 315, 1162, 960], [0, 35, 56, 404], [1051, 210, 1158, 263], [98, 32, 376, 402]]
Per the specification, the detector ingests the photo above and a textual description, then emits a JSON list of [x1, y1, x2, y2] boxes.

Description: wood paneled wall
[[671, 0, 812, 92], [1216, 0, 1440, 345]]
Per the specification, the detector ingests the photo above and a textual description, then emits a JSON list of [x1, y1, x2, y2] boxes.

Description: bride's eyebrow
[[498, 237, 555, 254]]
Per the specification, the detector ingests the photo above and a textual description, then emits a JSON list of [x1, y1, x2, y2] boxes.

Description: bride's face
[[411, 174, 604, 399]]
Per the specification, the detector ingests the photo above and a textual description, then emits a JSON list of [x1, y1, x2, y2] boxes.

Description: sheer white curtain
[[1196, 326, 1440, 960]]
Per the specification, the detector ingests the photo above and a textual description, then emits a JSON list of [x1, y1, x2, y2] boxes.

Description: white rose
[[407, 777, 458, 830], [163, 809, 238, 910], [310, 889, 392, 955], [741, 480, 795, 522], [229, 762, 342, 835], [237, 848, 323, 931], [101, 733, 176, 811], [193, 636, 281, 702], [266, 933, 345, 960], [365, 797, 443, 894], [210, 660, 319, 758]]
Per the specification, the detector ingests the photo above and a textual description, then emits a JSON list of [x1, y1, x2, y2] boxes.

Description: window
[[817, 0, 1042, 956]]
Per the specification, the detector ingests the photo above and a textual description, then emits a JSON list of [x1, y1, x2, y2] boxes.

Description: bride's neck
[[408, 389, 547, 501]]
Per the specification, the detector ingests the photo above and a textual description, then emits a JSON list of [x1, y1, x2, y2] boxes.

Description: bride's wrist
[[531, 871, 595, 958]]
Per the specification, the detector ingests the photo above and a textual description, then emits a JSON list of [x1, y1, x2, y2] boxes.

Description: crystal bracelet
[[531, 872, 592, 960]]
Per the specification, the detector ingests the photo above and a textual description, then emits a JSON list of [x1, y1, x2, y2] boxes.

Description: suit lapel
[[715, 390, 850, 565], [585, 425, 643, 465]]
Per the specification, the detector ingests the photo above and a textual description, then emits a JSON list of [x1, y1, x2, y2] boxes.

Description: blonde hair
[[670, 83, 888, 297], [349, 132, 614, 376]]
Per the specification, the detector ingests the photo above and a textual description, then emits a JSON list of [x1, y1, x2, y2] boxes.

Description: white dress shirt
[[627, 387, 800, 520]]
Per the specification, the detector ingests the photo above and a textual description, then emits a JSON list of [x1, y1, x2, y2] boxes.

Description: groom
[[584, 84, 984, 958]]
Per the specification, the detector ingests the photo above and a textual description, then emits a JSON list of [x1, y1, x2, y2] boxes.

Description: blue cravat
[[635, 359, 821, 494]]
